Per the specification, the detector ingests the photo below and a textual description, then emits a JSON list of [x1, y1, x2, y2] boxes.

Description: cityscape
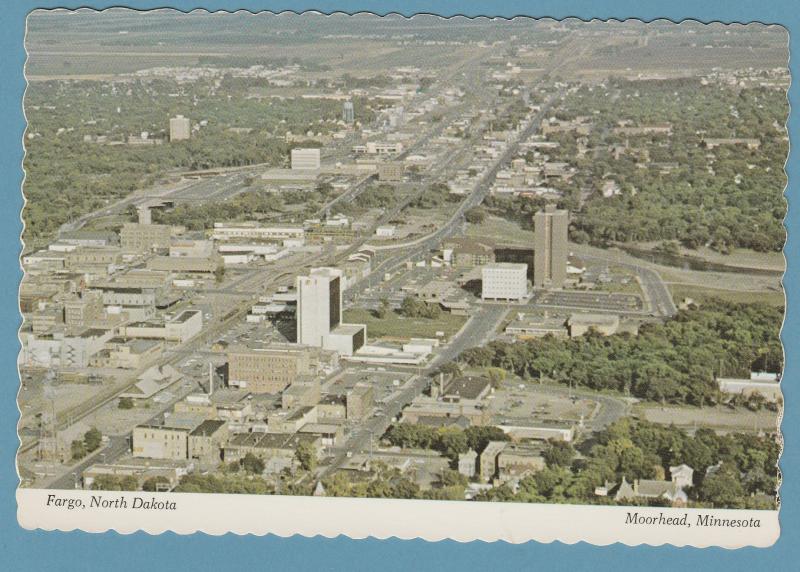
[[18, 11, 787, 510]]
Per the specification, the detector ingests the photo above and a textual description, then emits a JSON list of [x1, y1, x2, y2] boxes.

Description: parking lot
[[489, 380, 599, 426], [530, 290, 643, 313], [326, 367, 417, 405]]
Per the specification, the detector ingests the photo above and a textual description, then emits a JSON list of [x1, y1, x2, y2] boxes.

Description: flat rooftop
[[332, 323, 366, 335], [226, 432, 318, 449], [484, 263, 527, 270], [443, 376, 492, 400], [568, 313, 620, 325], [171, 310, 200, 323], [190, 419, 227, 437]]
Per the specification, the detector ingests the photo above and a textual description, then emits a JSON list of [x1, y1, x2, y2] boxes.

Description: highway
[[320, 303, 508, 478], [318, 173, 375, 217], [427, 305, 508, 371], [56, 166, 264, 237], [319, 374, 424, 479], [32, 38, 659, 489], [45, 373, 209, 490], [348, 90, 564, 300], [319, 91, 570, 477], [45, 435, 129, 490]]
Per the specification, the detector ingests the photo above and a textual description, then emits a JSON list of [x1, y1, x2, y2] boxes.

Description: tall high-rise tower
[[533, 205, 569, 289], [343, 100, 355, 124], [296, 267, 342, 347], [295, 268, 366, 356]]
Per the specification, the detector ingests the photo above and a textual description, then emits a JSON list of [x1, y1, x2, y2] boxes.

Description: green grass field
[[466, 216, 534, 246], [669, 284, 785, 307], [343, 308, 468, 341]]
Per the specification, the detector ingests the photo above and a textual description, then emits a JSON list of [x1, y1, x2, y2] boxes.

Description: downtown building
[[296, 267, 365, 356], [533, 205, 569, 289], [481, 263, 529, 301], [120, 223, 172, 254], [227, 344, 314, 394], [169, 115, 191, 141], [343, 100, 355, 124], [290, 148, 321, 170]]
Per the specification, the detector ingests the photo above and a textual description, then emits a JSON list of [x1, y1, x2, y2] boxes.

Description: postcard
[[17, 9, 786, 548]]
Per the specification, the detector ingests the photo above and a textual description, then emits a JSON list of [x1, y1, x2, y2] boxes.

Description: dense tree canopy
[[459, 300, 783, 405], [477, 419, 779, 509], [384, 424, 510, 460], [22, 77, 382, 245], [488, 79, 788, 253]]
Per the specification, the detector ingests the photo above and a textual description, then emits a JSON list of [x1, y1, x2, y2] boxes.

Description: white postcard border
[[18, 489, 778, 548]]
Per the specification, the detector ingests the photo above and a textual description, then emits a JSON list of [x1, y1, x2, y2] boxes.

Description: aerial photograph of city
[[17, 10, 787, 511]]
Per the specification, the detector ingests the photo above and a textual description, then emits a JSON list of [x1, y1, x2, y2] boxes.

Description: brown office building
[[227, 345, 313, 394], [533, 206, 568, 289], [120, 223, 172, 253], [346, 384, 374, 421], [378, 161, 404, 182]]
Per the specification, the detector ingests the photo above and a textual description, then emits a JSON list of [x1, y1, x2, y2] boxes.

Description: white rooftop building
[[169, 115, 191, 141], [296, 267, 365, 356], [481, 263, 528, 301], [291, 148, 321, 170]]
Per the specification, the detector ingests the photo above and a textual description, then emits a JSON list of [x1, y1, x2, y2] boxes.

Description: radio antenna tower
[[36, 369, 58, 477]]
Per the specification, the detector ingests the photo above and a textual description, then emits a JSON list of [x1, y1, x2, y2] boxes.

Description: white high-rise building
[[169, 115, 191, 141], [482, 263, 528, 301], [296, 267, 365, 356], [297, 267, 342, 347], [291, 148, 321, 170]]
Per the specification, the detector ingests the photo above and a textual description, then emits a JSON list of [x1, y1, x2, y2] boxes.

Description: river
[[618, 246, 783, 277]]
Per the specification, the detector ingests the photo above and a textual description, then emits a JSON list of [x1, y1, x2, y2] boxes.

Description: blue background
[[1, 1, 796, 570]]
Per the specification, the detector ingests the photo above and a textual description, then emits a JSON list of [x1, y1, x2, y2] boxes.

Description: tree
[[118, 397, 134, 410], [71, 440, 87, 461], [400, 296, 424, 318], [543, 439, 575, 468], [400, 296, 444, 319], [175, 473, 273, 494], [316, 181, 334, 196], [437, 427, 469, 460], [531, 466, 574, 500], [391, 477, 421, 499], [464, 426, 510, 453], [385, 424, 438, 450], [459, 346, 494, 368], [91, 474, 138, 491], [456, 300, 783, 405], [439, 469, 468, 488], [698, 466, 746, 508], [142, 476, 171, 492], [214, 265, 225, 284], [84, 427, 103, 452], [295, 442, 317, 472], [465, 207, 486, 224], [425, 303, 442, 319], [240, 453, 265, 475], [376, 296, 391, 319], [424, 486, 466, 501], [485, 367, 506, 389], [475, 483, 517, 502], [322, 472, 354, 497], [433, 362, 462, 379], [655, 240, 681, 256]]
